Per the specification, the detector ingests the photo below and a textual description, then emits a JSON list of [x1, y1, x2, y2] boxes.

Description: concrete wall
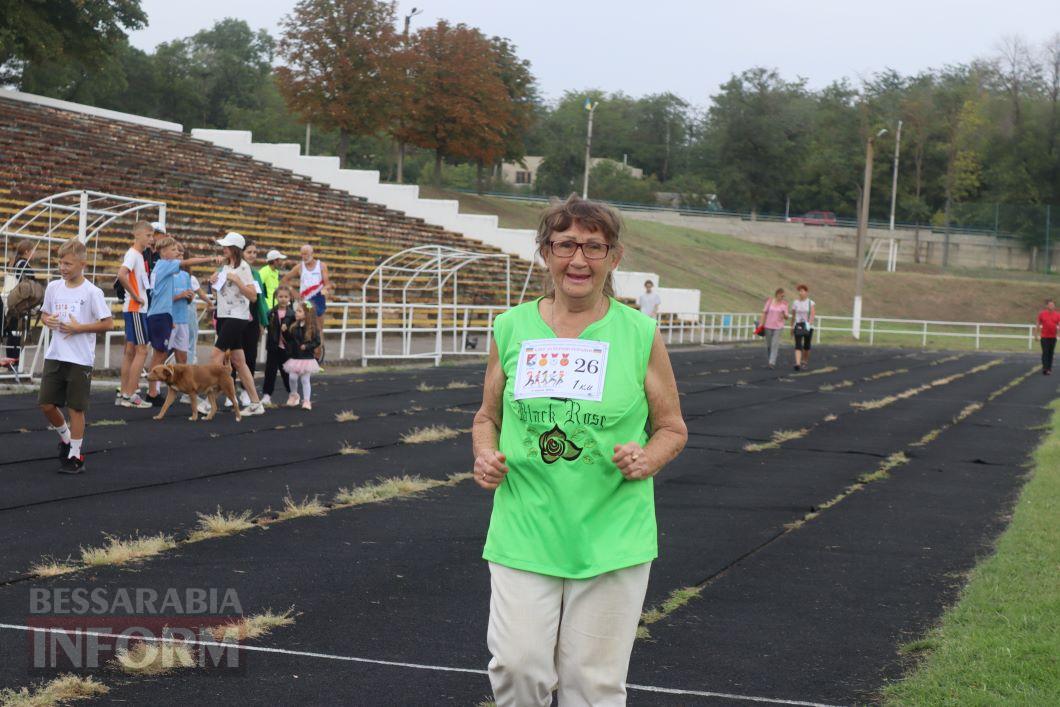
[[0, 88, 182, 132], [622, 209, 1055, 272]]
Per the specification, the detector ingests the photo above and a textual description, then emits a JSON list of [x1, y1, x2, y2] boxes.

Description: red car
[[789, 210, 837, 226]]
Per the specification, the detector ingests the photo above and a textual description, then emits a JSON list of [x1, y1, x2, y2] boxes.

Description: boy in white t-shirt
[[38, 239, 114, 474]]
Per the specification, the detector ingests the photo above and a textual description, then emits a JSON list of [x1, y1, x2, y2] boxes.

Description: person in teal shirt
[[472, 195, 688, 706]]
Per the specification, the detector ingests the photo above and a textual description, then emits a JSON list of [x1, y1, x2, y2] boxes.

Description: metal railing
[[42, 302, 1046, 377]]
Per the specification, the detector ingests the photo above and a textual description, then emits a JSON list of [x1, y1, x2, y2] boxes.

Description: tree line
[[2, 2, 1059, 244]]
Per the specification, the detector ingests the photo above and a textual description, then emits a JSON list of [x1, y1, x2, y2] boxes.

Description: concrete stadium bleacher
[[0, 94, 528, 331]]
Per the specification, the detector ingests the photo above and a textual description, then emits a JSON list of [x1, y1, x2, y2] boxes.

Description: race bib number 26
[[513, 338, 609, 402]]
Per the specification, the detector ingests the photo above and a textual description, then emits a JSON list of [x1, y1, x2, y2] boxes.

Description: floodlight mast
[[853, 127, 887, 340]]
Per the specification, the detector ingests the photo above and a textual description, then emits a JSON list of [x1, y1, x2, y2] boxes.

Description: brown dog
[[146, 352, 241, 422]]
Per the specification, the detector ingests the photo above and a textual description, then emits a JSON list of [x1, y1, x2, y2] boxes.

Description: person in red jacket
[[1035, 298, 1060, 375]]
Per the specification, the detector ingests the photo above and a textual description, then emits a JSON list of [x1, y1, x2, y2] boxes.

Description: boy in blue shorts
[[39, 240, 114, 474], [145, 237, 218, 404]]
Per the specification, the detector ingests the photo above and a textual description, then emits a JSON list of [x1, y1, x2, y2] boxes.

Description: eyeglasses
[[548, 240, 612, 260]]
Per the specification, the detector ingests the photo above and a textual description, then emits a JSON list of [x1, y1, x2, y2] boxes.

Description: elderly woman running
[[472, 194, 688, 706]]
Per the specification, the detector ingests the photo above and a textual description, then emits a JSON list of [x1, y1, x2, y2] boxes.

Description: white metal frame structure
[[361, 245, 511, 365], [1, 190, 166, 382]]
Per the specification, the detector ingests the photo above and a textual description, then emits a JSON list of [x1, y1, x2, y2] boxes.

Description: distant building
[[499, 156, 643, 188]]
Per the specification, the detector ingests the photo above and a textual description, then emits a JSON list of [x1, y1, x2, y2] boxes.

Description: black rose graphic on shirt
[[538, 425, 583, 464]]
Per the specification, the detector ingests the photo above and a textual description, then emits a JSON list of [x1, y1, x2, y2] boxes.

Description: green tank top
[[482, 297, 659, 578]]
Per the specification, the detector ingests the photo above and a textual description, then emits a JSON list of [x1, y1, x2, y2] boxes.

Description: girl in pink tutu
[[282, 302, 322, 410]]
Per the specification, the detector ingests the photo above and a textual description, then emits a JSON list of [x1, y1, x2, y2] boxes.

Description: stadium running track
[[0, 345, 1055, 705]]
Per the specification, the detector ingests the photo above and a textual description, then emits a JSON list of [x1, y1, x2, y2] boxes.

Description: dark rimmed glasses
[[548, 240, 612, 260]]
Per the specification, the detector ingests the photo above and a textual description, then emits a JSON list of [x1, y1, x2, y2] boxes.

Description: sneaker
[[301, 400, 312, 411], [241, 402, 266, 417], [286, 393, 300, 407], [180, 393, 191, 404], [114, 389, 123, 406], [260, 394, 272, 407], [58, 441, 71, 460], [121, 393, 152, 409], [59, 455, 85, 474], [197, 399, 212, 416], [793, 365, 801, 371], [146, 392, 165, 408], [239, 390, 252, 407], [225, 397, 234, 408]]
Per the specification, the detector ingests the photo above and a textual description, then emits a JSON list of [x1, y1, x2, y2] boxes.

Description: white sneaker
[[197, 400, 212, 416], [239, 390, 252, 407], [260, 394, 272, 406], [180, 394, 191, 404], [121, 393, 152, 409], [241, 402, 265, 417], [114, 388, 123, 406], [225, 397, 233, 408]]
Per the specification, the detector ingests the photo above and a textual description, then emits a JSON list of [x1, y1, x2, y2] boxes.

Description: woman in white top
[[211, 232, 265, 416], [791, 284, 815, 370]]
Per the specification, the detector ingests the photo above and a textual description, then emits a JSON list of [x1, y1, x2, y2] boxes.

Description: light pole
[[888, 120, 902, 231], [396, 6, 423, 184], [853, 127, 887, 340], [582, 98, 598, 199]]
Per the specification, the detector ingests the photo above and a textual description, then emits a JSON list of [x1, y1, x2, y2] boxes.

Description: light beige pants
[[487, 561, 651, 707]]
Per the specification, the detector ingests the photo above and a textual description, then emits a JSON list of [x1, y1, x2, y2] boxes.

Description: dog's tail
[[222, 350, 233, 370]]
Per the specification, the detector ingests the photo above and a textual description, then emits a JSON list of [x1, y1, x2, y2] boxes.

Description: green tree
[[702, 67, 811, 215], [1, 0, 146, 84]]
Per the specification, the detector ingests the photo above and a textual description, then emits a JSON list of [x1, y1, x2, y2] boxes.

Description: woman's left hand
[[227, 273, 244, 287], [613, 442, 653, 480]]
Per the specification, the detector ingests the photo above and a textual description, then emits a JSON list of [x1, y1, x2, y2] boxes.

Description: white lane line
[[0, 623, 844, 706]]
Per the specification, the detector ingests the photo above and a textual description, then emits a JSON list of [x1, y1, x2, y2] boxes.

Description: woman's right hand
[[474, 450, 509, 491]]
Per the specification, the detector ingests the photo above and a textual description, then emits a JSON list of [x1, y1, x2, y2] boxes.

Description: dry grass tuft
[[639, 586, 702, 632], [334, 475, 444, 507], [401, 425, 463, 444], [209, 608, 295, 642], [0, 674, 109, 706], [80, 533, 177, 567], [823, 414, 838, 422], [852, 360, 1002, 411], [866, 368, 908, 381], [859, 452, 910, 483], [335, 410, 360, 422], [791, 365, 838, 377], [339, 443, 369, 456], [446, 381, 473, 389], [819, 380, 853, 392], [415, 381, 438, 392], [744, 428, 810, 452], [276, 494, 327, 521], [187, 508, 255, 543], [113, 640, 195, 675], [30, 560, 78, 578], [89, 419, 126, 427]]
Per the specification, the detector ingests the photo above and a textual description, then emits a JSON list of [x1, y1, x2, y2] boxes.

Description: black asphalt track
[[0, 346, 1055, 705]]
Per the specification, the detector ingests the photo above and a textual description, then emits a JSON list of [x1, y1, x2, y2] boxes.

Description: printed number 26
[[574, 358, 598, 374]]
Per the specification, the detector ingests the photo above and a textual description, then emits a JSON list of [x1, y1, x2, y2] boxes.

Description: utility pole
[[582, 99, 598, 199], [889, 119, 902, 231], [854, 128, 887, 340], [396, 6, 423, 184]]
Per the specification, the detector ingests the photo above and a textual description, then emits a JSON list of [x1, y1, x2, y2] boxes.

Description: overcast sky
[[129, 0, 1059, 106]]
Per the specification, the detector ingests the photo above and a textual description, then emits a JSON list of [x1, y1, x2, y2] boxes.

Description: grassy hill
[[419, 188, 1059, 324]]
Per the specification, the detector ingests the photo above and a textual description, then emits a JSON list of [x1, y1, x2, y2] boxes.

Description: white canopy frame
[[1, 190, 166, 382], [360, 245, 511, 365]]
